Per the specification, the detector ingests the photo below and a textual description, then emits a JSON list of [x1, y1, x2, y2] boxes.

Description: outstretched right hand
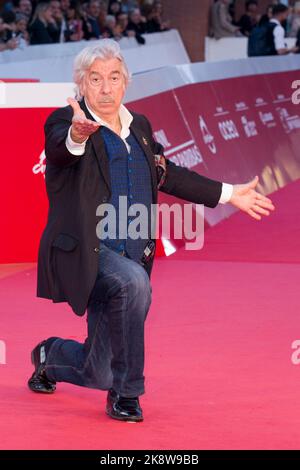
[[67, 97, 100, 143]]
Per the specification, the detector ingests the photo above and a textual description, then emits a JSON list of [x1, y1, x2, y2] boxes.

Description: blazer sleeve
[[44, 106, 82, 168], [141, 115, 223, 208]]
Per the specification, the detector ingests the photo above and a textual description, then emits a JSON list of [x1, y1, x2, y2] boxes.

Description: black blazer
[[37, 100, 222, 316], [29, 19, 54, 45]]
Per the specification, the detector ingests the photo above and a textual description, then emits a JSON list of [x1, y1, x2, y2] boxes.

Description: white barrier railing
[[1, 53, 300, 261], [0, 29, 189, 81], [2, 53, 300, 108], [205, 36, 297, 62]]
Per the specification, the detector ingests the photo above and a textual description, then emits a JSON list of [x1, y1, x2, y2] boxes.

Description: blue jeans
[[44, 243, 152, 397]]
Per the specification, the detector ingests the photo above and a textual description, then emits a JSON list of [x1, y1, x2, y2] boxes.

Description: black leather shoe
[[106, 388, 143, 422], [28, 338, 58, 394]]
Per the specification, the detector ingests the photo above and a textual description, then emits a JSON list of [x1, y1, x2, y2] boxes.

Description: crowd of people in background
[[210, 1, 300, 40], [0, 0, 170, 52], [2, 0, 299, 57], [210, 0, 300, 56]]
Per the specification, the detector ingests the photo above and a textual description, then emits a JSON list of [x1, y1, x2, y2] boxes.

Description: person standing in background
[[210, 0, 241, 39], [238, 0, 260, 37]]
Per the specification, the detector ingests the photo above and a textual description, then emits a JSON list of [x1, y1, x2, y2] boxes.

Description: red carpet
[[0, 179, 299, 450]]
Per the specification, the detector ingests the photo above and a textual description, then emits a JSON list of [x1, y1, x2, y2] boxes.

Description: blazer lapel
[[129, 123, 157, 193], [79, 99, 111, 191]]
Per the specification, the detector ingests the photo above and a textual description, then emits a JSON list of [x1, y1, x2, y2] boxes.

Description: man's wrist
[[65, 126, 87, 156], [70, 126, 88, 144]]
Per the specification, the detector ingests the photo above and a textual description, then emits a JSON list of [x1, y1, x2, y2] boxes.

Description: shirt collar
[[270, 19, 281, 26], [84, 98, 133, 140]]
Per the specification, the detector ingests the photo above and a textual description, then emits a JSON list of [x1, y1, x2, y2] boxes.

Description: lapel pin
[[142, 137, 148, 146]]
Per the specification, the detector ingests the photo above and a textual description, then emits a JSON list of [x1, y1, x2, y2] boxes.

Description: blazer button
[[94, 247, 100, 253]]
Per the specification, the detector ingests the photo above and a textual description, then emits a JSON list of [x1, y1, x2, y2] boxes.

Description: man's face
[[130, 9, 141, 24], [153, 2, 162, 14], [16, 18, 27, 32], [81, 58, 126, 119], [19, 0, 32, 16], [278, 10, 289, 24], [50, 0, 62, 19], [248, 4, 258, 17], [118, 14, 128, 29], [110, 2, 120, 14], [60, 0, 70, 12], [89, 1, 100, 18]]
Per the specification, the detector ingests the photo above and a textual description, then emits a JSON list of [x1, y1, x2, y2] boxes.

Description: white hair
[[73, 39, 132, 100]]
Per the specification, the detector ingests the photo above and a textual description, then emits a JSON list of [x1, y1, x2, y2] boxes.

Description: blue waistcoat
[[99, 126, 153, 262]]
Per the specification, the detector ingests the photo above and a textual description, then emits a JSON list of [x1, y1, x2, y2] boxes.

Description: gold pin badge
[[142, 137, 148, 146]]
